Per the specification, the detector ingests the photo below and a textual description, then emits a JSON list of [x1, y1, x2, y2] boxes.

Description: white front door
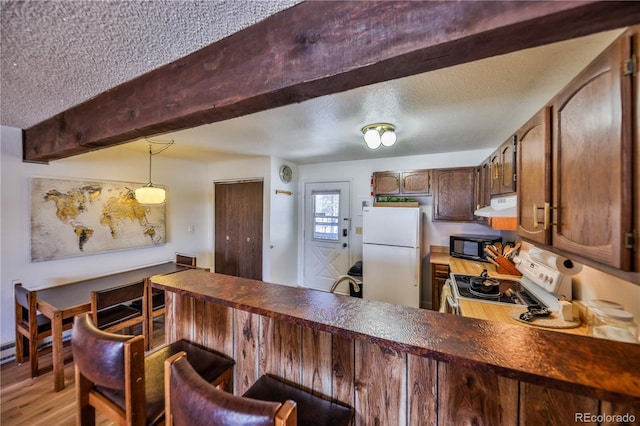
[[303, 181, 351, 292]]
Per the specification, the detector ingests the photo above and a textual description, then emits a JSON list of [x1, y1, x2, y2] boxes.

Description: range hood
[[474, 195, 517, 218]]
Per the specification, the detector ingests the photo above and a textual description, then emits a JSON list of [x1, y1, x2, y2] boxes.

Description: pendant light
[[135, 140, 173, 205]]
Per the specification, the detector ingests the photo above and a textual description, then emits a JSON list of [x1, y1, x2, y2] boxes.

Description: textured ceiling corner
[[0, 0, 300, 128]]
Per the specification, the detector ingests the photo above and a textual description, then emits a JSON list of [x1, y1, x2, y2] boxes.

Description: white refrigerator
[[362, 206, 421, 308]]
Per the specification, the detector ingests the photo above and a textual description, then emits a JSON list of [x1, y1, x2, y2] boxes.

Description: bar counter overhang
[[151, 269, 640, 424]]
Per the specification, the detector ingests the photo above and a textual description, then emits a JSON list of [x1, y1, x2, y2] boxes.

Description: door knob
[[342, 243, 347, 248], [247, 237, 251, 242], [226, 235, 230, 241]]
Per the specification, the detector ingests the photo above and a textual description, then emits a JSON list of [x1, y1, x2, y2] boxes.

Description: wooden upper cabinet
[[551, 31, 634, 270], [500, 136, 517, 194], [373, 172, 401, 195], [489, 151, 501, 196], [475, 159, 491, 224], [401, 170, 431, 195], [490, 136, 517, 196], [517, 107, 551, 245], [372, 170, 430, 196], [432, 167, 476, 222]]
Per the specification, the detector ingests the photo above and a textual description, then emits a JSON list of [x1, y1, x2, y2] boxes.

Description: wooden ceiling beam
[[23, 1, 640, 162]]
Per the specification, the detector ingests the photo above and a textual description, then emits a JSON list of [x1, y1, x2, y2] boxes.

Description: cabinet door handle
[[492, 163, 500, 180], [533, 202, 553, 230], [490, 165, 494, 186], [543, 202, 550, 231]]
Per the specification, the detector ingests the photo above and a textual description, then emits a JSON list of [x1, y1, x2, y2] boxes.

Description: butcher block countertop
[[431, 249, 515, 277], [151, 269, 640, 404]]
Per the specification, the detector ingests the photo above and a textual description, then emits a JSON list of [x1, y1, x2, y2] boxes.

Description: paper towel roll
[[529, 247, 583, 275]]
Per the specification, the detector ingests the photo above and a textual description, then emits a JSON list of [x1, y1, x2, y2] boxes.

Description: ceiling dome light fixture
[[361, 123, 396, 149], [135, 139, 174, 205]]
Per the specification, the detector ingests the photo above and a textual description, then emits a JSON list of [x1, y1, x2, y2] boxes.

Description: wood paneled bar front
[[151, 269, 640, 425]]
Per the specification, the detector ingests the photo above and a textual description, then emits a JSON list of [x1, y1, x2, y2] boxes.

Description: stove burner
[[469, 276, 500, 295], [468, 287, 502, 300]]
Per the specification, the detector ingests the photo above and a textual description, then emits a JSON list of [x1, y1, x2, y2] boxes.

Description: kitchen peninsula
[[151, 269, 639, 425]]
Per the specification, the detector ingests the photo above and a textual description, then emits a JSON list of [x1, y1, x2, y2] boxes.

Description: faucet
[[329, 275, 361, 294]]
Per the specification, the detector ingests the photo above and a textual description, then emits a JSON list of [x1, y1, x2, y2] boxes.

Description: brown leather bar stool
[[72, 313, 234, 425], [165, 352, 353, 426]]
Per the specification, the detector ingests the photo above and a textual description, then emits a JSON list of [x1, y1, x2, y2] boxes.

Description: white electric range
[[445, 249, 572, 315]]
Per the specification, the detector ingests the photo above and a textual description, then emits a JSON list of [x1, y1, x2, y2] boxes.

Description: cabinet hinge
[[624, 56, 637, 76], [625, 232, 636, 250]]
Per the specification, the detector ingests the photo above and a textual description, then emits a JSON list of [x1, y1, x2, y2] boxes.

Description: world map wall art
[[30, 177, 166, 262]]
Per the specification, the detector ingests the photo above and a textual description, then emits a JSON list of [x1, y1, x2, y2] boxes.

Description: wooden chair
[[91, 281, 147, 348], [165, 352, 353, 426], [132, 278, 163, 350], [139, 253, 199, 349], [175, 253, 197, 268], [14, 283, 73, 378], [72, 313, 234, 426]]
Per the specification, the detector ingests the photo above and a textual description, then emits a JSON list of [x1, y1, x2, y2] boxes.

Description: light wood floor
[[1, 322, 164, 426]]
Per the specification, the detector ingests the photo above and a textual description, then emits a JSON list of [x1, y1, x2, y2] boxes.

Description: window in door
[[312, 190, 340, 241]]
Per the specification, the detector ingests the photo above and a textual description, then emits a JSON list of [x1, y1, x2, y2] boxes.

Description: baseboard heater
[[0, 331, 72, 365]]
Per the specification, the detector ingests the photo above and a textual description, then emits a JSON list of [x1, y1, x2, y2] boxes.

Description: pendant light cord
[[143, 138, 174, 186], [147, 144, 153, 186]]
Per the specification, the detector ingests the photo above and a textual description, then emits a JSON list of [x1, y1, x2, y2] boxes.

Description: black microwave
[[449, 234, 502, 262]]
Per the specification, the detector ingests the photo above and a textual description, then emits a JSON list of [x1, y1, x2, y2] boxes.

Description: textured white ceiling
[[0, 0, 299, 127], [0, 1, 625, 164]]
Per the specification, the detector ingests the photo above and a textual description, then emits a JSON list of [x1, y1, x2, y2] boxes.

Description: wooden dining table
[[34, 261, 188, 391]]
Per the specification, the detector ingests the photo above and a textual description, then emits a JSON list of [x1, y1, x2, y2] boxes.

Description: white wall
[[1, 125, 210, 346], [207, 155, 298, 285], [573, 265, 640, 325], [298, 148, 500, 307], [269, 158, 298, 286]]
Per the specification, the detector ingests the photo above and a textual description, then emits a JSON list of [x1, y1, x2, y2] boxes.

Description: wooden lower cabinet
[[431, 263, 450, 311], [166, 292, 620, 426]]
